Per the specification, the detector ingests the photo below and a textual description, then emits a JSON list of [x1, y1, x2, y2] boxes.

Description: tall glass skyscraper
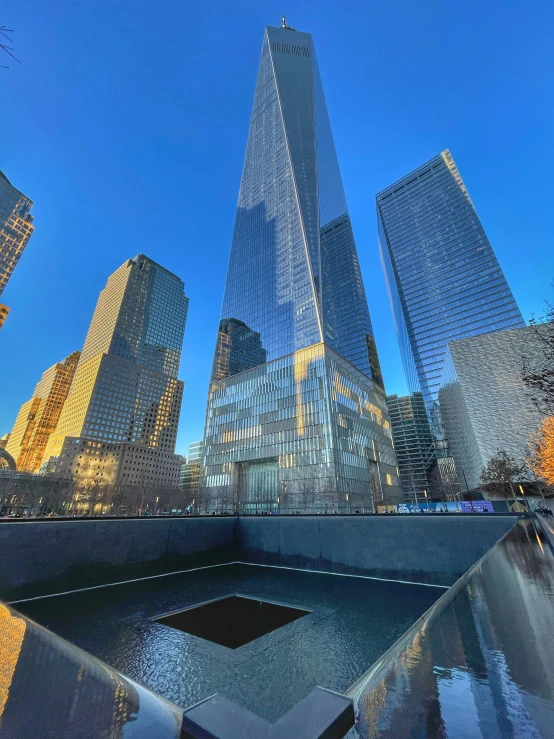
[[377, 150, 524, 430], [43, 255, 189, 488], [202, 21, 400, 511]]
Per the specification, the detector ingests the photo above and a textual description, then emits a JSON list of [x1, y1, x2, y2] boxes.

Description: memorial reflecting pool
[[15, 564, 442, 723], [349, 518, 554, 738]]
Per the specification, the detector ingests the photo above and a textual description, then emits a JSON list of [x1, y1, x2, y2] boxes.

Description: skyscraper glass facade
[[377, 150, 524, 429], [202, 24, 399, 510], [0, 170, 34, 326], [218, 25, 381, 383], [44, 255, 188, 487], [205, 343, 397, 512], [386, 393, 434, 500], [180, 440, 203, 506]]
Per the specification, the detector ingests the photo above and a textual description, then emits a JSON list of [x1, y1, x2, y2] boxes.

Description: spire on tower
[[281, 16, 296, 31]]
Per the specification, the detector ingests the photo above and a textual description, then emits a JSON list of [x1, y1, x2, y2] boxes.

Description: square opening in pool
[[155, 594, 309, 649]]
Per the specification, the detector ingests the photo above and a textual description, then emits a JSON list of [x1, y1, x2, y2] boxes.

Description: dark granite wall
[[238, 515, 518, 586], [0, 514, 519, 601], [0, 516, 237, 601]]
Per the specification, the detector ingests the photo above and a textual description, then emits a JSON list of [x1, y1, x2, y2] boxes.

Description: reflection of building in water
[[201, 23, 400, 510], [0, 603, 142, 737], [211, 318, 267, 382]]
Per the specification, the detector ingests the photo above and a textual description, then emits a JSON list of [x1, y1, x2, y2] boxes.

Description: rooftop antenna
[[281, 16, 295, 31]]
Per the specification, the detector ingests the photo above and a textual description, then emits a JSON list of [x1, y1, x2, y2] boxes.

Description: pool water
[[16, 563, 442, 722]]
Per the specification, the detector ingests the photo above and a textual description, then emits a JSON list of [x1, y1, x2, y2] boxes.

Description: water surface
[[16, 563, 442, 722], [349, 519, 554, 738]]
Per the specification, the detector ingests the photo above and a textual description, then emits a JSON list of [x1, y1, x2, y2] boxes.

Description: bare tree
[[480, 450, 525, 507], [82, 478, 110, 516], [522, 297, 554, 415], [297, 477, 317, 513], [319, 478, 337, 513], [1, 25, 20, 69], [210, 484, 232, 514], [109, 484, 126, 516], [196, 483, 212, 514]]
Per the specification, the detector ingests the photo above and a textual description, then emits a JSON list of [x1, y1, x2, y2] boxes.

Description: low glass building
[[204, 343, 398, 512]]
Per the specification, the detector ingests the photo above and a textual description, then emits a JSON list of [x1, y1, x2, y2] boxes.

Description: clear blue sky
[[1, 0, 553, 457]]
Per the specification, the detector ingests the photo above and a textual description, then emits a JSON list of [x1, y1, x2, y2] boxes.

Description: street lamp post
[[423, 488, 431, 512]]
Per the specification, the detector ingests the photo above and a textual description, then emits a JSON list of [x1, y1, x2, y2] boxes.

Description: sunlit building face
[[42, 255, 189, 488], [6, 352, 81, 473], [202, 24, 400, 510]]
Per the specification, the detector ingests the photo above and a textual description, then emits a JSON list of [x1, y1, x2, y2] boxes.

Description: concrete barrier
[[238, 515, 518, 586]]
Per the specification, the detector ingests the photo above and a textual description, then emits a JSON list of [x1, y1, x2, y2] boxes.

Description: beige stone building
[[43, 255, 189, 488], [6, 352, 80, 472]]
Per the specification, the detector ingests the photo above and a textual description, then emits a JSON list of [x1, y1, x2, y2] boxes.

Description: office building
[[180, 440, 203, 505], [6, 352, 80, 472], [386, 392, 434, 500], [377, 150, 524, 431], [43, 255, 188, 488], [439, 325, 546, 490], [0, 171, 35, 326], [0, 304, 9, 330], [202, 21, 400, 511]]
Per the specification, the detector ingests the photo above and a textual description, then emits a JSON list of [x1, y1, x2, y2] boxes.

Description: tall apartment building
[[439, 325, 548, 490], [0, 171, 35, 326], [377, 151, 524, 432], [43, 255, 189, 488], [202, 21, 400, 512], [6, 352, 80, 472], [386, 393, 434, 500]]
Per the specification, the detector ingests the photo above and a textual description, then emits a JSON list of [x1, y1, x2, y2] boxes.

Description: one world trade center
[[201, 20, 400, 511]]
